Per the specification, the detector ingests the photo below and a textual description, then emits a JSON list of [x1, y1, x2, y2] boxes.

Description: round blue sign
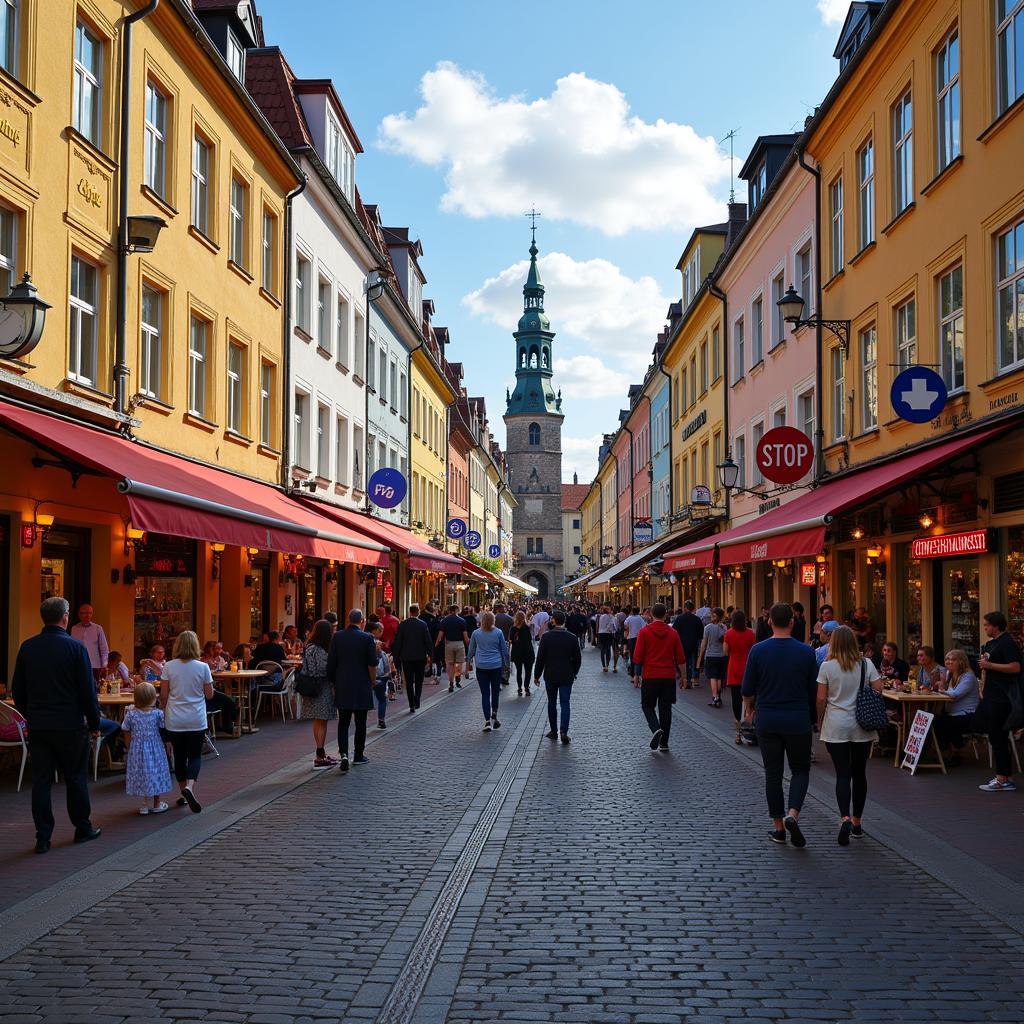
[[891, 366, 948, 424], [488, 544, 501, 559], [446, 518, 467, 539], [464, 530, 482, 550], [367, 467, 407, 509]]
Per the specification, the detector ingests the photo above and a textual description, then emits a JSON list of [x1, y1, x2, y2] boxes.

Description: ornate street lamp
[[0, 273, 51, 360], [777, 284, 851, 354]]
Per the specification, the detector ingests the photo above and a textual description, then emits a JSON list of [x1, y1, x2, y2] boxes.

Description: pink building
[[612, 422, 632, 562], [626, 386, 652, 551]]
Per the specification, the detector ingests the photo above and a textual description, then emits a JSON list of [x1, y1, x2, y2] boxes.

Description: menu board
[[900, 710, 935, 775]]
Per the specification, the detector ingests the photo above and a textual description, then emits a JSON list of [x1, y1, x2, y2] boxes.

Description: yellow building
[[580, 480, 601, 570]]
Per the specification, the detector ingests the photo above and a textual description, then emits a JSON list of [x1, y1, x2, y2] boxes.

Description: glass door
[[934, 558, 980, 662]]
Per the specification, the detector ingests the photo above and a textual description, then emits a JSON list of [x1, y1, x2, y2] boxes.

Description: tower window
[[528, 422, 540, 446], [529, 345, 539, 368], [541, 347, 548, 368]]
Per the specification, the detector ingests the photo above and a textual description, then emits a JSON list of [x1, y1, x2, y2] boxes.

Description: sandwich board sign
[[900, 709, 935, 775]]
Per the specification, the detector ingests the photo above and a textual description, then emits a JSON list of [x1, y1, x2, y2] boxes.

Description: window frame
[[859, 322, 878, 430], [187, 313, 209, 418], [226, 341, 245, 435], [0, 201, 17, 297], [895, 297, 917, 370], [143, 79, 168, 198], [259, 361, 274, 447], [139, 284, 162, 399], [751, 295, 764, 365], [935, 26, 961, 171], [829, 175, 844, 277], [191, 132, 211, 236], [294, 252, 311, 334], [997, 218, 1024, 371], [892, 88, 914, 216], [0, 0, 19, 78], [831, 345, 846, 441], [73, 18, 103, 147], [733, 315, 745, 383], [68, 253, 99, 386], [261, 208, 277, 295], [229, 176, 249, 269], [938, 263, 965, 391], [997, 0, 1024, 114], [857, 137, 874, 250]]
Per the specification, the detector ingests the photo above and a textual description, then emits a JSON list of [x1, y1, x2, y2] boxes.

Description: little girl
[[122, 681, 173, 815]]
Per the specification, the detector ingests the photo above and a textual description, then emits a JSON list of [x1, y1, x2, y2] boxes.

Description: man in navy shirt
[[741, 602, 818, 848], [671, 601, 704, 689]]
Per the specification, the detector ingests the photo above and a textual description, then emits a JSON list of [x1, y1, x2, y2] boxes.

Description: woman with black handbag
[[296, 619, 337, 770], [816, 625, 884, 846]]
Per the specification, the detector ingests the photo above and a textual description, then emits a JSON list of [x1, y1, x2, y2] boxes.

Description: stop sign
[[756, 426, 813, 484]]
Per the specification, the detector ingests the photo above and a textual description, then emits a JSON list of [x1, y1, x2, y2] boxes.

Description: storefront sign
[[383, 580, 394, 603], [931, 406, 973, 431], [911, 529, 989, 560], [680, 409, 706, 442], [447, 517, 467, 539], [750, 542, 769, 560], [632, 519, 653, 546], [759, 497, 781, 515], [891, 366, 948, 424], [756, 427, 813, 484], [19, 523, 35, 548], [136, 536, 196, 576], [463, 530, 481, 550], [367, 467, 407, 509], [691, 485, 712, 506], [800, 563, 817, 586], [990, 392, 1018, 411], [488, 544, 501, 558], [901, 710, 935, 775]]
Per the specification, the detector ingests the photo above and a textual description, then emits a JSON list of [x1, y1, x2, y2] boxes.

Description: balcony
[[520, 551, 553, 561]]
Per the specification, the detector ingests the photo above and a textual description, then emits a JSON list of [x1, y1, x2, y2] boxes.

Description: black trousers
[[512, 654, 534, 687], [980, 690, 1014, 777], [168, 729, 206, 783], [729, 685, 743, 722], [756, 731, 813, 819], [29, 728, 93, 841], [206, 689, 237, 732], [936, 712, 974, 751], [825, 740, 872, 818], [641, 679, 675, 742], [598, 634, 613, 667], [339, 709, 368, 758], [402, 661, 425, 710]]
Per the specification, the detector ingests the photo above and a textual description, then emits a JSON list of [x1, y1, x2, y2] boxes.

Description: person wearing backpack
[[815, 624, 883, 845]]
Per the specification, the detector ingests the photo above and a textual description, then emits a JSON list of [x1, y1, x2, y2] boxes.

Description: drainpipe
[[114, 0, 160, 414], [707, 280, 729, 525], [280, 173, 307, 488], [796, 146, 825, 483], [406, 334, 425, 530]]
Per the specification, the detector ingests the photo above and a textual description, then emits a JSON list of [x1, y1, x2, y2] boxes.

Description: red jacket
[[632, 620, 685, 679]]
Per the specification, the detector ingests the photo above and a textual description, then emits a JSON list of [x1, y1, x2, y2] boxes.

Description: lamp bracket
[[30, 455, 101, 488], [794, 317, 851, 355]]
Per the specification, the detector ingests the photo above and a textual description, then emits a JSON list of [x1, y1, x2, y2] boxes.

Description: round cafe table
[[213, 669, 267, 736]]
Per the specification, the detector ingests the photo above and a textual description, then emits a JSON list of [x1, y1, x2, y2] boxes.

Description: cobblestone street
[[2, 650, 1023, 1024]]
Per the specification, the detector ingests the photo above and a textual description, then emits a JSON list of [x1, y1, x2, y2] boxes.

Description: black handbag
[[294, 652, 326, 698], [855, 659, 888, 732]]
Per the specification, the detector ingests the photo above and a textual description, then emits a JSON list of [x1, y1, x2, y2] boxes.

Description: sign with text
[[367, 467, 407, 509], [911, 529, 989, 560], [690, 485, 712, 506], [901, 709, 935, 775], [632, 519, 653, 546], [800, 563, 817, 586], [755, 427, 813, 484]]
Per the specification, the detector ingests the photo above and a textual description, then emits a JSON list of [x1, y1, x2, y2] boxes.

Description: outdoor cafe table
[[213, 669, 267, 737], [97, 693, 135, 722], [882, 690, 951, 773]]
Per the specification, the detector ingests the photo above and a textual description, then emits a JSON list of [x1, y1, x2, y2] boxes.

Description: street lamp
[[716, 454, 740, 492], [0, 273, 51, 360], [777, 285, 850, 354], [125, 215, 166, 254]]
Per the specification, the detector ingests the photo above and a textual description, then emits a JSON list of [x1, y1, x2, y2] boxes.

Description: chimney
[[727, 201, 748, 245], [573, 471, 578, 485]]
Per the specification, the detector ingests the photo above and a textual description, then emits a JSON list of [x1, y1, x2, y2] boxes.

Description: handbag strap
[[858, 658, 866, 692]]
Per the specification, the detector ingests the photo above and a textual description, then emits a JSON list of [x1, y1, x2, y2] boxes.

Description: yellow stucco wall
[[410, 352, 454, 540]]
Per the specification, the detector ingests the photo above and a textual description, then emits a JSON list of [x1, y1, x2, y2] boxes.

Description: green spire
[[523, 239, 544, 311]]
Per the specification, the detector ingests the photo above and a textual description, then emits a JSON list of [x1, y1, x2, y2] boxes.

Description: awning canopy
[[460, 557, 502, 585], [1, 400, 389, 566], [586, 535, 681, 590], [662, 427, 1004, 570], [292, 498, 462, 573], [500, 573, 538, 595], [561, 566, 602, 591]]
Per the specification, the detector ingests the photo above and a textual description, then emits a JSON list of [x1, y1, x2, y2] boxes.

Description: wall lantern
[[0, 273, 52, 360]]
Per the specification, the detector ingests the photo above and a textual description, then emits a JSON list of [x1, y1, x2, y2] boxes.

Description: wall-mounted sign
[[681, 409, 707, 442], [756, 426, 813, 484], [632, 519, 653, 546], [383, 580, 394, 603], [487, 544, 501, 558], [691, 485, 712, 506], [367, 467, 407, 509], [578, 554, 590, 567], [891, 366, 948, 424], [800, 563, 817, 587], [463, 530, 481, 550], [911, 529, 989, 560], [446, 518, 467, 539]]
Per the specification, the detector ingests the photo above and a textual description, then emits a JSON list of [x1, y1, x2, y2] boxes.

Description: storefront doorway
[[298, 562, 322, 631], [249, 562, 269, 642], [41, 526, 91, 613], [133, 536, 197, 665], [0, 515, 9, 681], [932, 558, 980, 662]]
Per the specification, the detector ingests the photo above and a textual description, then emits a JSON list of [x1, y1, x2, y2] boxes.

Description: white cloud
[[553, 355, 631, 401], [562, 434, 604, 483], [817, 0, 852, 26], [379, 62, 730, 236], [462, 252, 669, 366]]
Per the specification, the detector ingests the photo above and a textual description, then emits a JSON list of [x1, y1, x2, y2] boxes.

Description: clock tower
[[503, 226, 564, 598]]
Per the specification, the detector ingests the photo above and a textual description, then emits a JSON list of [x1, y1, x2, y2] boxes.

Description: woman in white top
[[816, 625, 882, 846], [160, 631, 214, 814]]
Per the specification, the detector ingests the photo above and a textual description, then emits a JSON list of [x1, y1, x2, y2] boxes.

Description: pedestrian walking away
[[816, 625, 883, 844], [632, 603, 684, 752], [671, 601, 704, 689], [328, 609, 378, 770], [11, 596, 102, 853], [534, 609, 582, 743], [741, 602, 818, 847], [392, 604, 433, 711], [297, 619, 338, 769], [509, 610, 536, 695], [468, 611, 510, 731], [368, 623, 394, 730], [697, 608, 727, 707], [597, 606, 616, 672], [437, 605, 470, 692], [494, 603, 515, 686], [623, 606, 646, 676], [722, 610, 756, 744]]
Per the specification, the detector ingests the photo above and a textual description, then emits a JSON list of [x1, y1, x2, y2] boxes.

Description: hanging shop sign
[[800, 563, 817, 587], [891, 366, 948, 424], [755, 426, 813, 485], [367, 467, 407, 509], [488, 544, 501, 558], [463, 530, 482, 550], [690, 485, 712, 506], [446, 518, 467, 539], [383, 580, 394, 603], [632, 519, 653, 546], [578, 554, 591, 567], [911, 529, 990, 560]]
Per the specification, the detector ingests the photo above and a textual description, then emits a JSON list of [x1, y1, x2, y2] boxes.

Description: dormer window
[[226, 30, 244, 81], [750, 160, 767, 210], [682, 246, 700, 306], [408, 267, 422, 318], [326, 114, 355, 201]]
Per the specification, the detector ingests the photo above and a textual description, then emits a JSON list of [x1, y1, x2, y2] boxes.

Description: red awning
[[460, 557, 501, 584], [662, 426, 1007, 569], [292, 498, 462, 574], [0, 400, 389, 567]]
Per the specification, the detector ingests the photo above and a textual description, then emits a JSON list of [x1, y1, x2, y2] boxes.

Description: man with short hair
[[493, 603, 515, 686], [324, 611, 339, 633], [633, 604, 684, 752], [754, 606, 772, 643], [392, 604, 433, 712], [534, 609, 582, 743], [532, 604, 550, 640], [379, 605, 400, 651], [12, 597, 102, 854], [742, 602, 818, 848], [70, 603, 109, 682], [623, 606, 646, 676], [566, 606, 588, 651], [977, 610, 1022, 792], [597, 605, 617, 672], [672, 600, 704, 689], [812, 604, 835, 645], [437, 605, 470, 693], [327, 609, 378, 771]]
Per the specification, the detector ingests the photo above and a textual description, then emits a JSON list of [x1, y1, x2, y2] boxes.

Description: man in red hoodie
[[632, 603, 685, 751]]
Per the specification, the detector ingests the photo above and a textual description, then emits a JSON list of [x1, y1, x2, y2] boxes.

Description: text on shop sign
[[911, 529, 988, 559]]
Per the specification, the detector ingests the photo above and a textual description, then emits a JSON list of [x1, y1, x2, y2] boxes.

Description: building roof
[[245, 48, 313, 149], [561, 483, 589, 512]]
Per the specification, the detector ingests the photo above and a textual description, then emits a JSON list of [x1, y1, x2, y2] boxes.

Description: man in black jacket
[[534, 609, 582, 743], [12, 597, 102, 853], [672, 601, 704, 689], [327, 610, 378, 771], [391, 604, 433, 712]]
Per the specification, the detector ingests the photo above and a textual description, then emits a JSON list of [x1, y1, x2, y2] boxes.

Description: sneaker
[[182, 787, 202, 814], [768, 829, 787, 845], [313, 756, 335, 771], [353, 755, 369, 765], [979, 777, 1017, 791], [838, 820, 852, 846], [492, 718, 501, 729], [546, 729, 558, 739], [649, 728, 664, 751], [483, 721, 492, 732], [851, 824, 864, 838], [139, 806, 151, 815], [339, 755, 350, 772], [378, 720, 387, 729], [151, 802, 169, 814], [784, 815, 806, 848]]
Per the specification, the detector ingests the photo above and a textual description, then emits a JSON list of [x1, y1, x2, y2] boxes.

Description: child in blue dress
[[122, 681, 173, 815]]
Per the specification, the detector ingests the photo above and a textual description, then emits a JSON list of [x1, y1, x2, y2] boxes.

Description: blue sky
[[256, 0, 855, 481]]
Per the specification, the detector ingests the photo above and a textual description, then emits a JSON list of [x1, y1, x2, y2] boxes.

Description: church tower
[[503, 226, 564, 598]]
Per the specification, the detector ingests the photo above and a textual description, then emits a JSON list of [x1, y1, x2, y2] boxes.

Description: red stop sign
[[756, 426, 813, 484]]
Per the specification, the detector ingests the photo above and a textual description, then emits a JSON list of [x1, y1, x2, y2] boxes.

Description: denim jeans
[[545, 680, 573, 733], [476, 667, 503, 719], [373, 682, 388, 722], [683, 649, 698, 684], [598, 634, 613, 667]]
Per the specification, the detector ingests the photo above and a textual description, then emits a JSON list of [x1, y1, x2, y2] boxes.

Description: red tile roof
[[245, 48, 312, 149], [560, 483, 589, 511]]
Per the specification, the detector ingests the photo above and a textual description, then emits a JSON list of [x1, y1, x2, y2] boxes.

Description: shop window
[[133, 536, 196, 667], [1006, 526, 1024, 645], [904, 555, 922, 655], [945, 563, 980, 660]]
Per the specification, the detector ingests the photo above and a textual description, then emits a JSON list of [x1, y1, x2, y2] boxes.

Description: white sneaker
[[138, 806, 150, 815], [150, 801, 169, 814], [483, 721, 492, 732], [979, 777, 1017, 791]]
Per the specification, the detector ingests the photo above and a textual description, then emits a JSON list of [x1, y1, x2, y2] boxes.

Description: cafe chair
[[0, 702, 28, 792], [254, 661, 290, 722]]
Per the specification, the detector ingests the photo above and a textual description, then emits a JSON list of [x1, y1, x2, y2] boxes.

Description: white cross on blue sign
[[890, 366, 948, 424]]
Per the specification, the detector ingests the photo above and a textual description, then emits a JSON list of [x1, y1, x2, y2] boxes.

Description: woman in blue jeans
[[468, 611, 510, 733], [368, 623, 392, 730]]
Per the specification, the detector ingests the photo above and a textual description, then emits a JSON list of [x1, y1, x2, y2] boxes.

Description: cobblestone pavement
[[2, 651, 1023, 1024]]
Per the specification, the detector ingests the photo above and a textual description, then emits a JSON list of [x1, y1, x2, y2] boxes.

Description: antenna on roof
[[720, 128, 740, 203]]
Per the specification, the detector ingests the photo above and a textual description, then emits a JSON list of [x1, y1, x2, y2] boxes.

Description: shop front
[[133, 535, 197, 665]]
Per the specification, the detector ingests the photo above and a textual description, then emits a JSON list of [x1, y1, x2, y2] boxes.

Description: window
[[261, 211, 276, 294], [713, 431, 722, 480], [188, 315, 207, 418], [316, 404, 329, 477], [682, 247, 700, 307], [0, 203, 16, 296], [139, 286, 162, 398], [260, 363, 274, 447], [69, 255, 98, 385], [326, 116, 356, 201], [226, 30, 244, 81], [750, 160, 767, 210], [895, 298, 917, 369], [829, 175, 844, 277], [354, 309, 365, 376], [367, 334, 376, 388], [771, 273, 785, 348], [336, 295, 349, 367], [689, 355, 697, 405], [998, 219, 1024, 369], [751, 422, 764, 485], [734, 434, 746, 490], [831, 346, 846, 440], [399, 371, 407, 419], [681, 367, 688, 410], [73, 20, 102, 146], [293, 391, 309, 468], [997, 0, 1024, 114], [230, 177, 248, 267], [227, 342, 244, 433], [733, 316, 744, 382], [191, 134, 210, 235], [365, 432, 375, 476], [335, 414, 349, 484], [939, 264, 964, 390], [389, 359, 398, 412], [799, 389, 815, 443], [712, 326, 721, 381], [353, 425, 364, 488], [860, 324, 878, 429], [143, 80, 167, 197], [535, 536, 544, 554], [0, 0, 18, 76], [295, 254, 311, 333], [936, 28, 960, 170], [573, 518, 581, 530], [773, 406, 787, 429], [752, 296, 764, 364], [528, 422, 540, 445], [797, 243, 813, 314], [700, 440, 709, 488], [893, 89, 913, 215], [317, 277, 331, 352], [857, 139, 874, 250], [699, 339, 708, 392]]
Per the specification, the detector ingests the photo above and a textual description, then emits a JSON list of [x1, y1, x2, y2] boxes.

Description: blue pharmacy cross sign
[[464, 530, 482, 550], [447, 518, 467, 540], [367, 467, 407, 509], [488, 544, 501, 559], [890, 366, 948, 424]]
